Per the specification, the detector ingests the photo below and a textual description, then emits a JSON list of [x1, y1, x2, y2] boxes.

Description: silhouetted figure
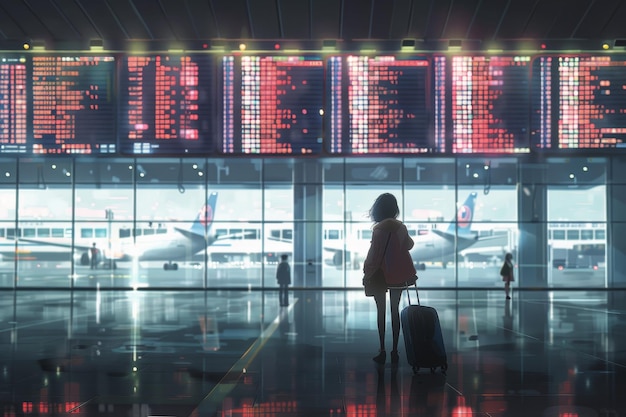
[[90, 243, 99, 270], [363, 193, 416, 365], [500, 252, 514, 300], [276, 254, 291, 307]]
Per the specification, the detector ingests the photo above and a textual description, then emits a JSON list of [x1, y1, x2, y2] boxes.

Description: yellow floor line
[[189, 299, 297, 416]]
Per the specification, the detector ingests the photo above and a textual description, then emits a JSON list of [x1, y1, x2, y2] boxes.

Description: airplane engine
[[332, 251, 343, 267], [332, 251, 360, 270], [79, 252, 90, 266]]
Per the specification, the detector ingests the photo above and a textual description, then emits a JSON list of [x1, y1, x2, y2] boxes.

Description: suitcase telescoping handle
[[405, 281, 420, 306]]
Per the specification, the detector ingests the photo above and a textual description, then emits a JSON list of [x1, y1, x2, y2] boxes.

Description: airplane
[[323, 192, 480, 271], [14, 192, 225, 271]]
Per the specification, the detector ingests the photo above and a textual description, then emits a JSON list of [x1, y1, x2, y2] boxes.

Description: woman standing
[[500, 253, 514, 300], [363, 193, 416, 364]]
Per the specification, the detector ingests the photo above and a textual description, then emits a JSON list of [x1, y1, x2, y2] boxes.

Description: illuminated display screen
[[222, 55, 324, 154], [32, 56, 116, 154], [328, 55, 443, 154], [535, 55, 626, 149], [451, 56, 531, 153], [119, 54, 215, 154], [0, 57, 27, 153], [530, 56, 553, 149]]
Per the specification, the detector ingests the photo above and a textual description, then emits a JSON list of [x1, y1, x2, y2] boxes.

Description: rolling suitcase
[[401, 284, 448, 374]]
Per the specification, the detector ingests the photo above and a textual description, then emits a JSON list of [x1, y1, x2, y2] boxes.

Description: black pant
[[279, 284, 289, 306]]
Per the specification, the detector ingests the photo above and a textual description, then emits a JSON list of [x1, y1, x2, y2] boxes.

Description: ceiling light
[[322, 40, 337, 51], [89, 39, 104, 52], [401, 39, 416, 51], [448, 39, 462, 51]]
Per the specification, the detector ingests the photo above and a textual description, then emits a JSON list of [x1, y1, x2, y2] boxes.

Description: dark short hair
[[369, 193, 400, 223], [281, 254, 288, 260], [505, 253, 513, 261]]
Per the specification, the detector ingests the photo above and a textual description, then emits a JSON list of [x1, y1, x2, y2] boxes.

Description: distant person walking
[[500, 253, 514, 300], [363, 193, 416, 364], [90, 243, 99, 270], [276, 254, 291, 307]]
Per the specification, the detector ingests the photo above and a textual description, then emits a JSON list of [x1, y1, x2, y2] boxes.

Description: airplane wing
[[430, 228, 478, 243], [173, 227, 256, 243], [16, 238, 92, 252]]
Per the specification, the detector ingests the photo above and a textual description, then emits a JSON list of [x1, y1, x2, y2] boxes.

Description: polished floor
[[1, 287, 625, 416]]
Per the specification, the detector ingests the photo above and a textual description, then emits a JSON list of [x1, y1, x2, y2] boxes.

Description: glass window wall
[[0, 156, 612, 290], [546, 158, 607, 288]]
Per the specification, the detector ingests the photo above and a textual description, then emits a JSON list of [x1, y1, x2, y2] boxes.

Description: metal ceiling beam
[[570, 0, 595, 39], [368, 0, 375, 38], [493, 0, 511, 40], [466, 0, 482, 39], [156, 0, 179, 40], [208, 0, 221, 38], [276, 0, 284, 38], [49, 0, 83, 38], [102, 0, 131, 40], [339, 0, 344, 40], [245, 0, 255, 38], [127, 0, 154, 39], [183, 0, 201, 39]]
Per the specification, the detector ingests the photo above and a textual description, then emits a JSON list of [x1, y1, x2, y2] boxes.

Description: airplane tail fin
[[190, 192, 218, 236], [446, 192, 477, 236]]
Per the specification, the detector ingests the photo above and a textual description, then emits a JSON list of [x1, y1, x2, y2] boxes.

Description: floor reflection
[[0, 289, 624, 416]]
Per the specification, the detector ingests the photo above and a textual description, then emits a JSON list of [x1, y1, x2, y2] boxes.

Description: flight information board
[[119, 54, 215, 154], [31, 55, 116, 154], [451, 55, 531, 153], [0, 57, 27, 153], [534, 55, 626, 149], [221, 55, 324, 154], [327, 55, 443, 154]]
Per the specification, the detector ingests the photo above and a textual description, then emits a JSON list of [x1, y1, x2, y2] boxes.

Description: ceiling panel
[[158, 0, 199, 40], [521, 0, 563, 39], [599, 1, 626, 40], [185, 0, 219, 39], [212, 0, 250, 39], [407, 0, 436, 39], [248, 0, 280, 39], [466, 0, 510, 40], [496, 1, 536, 39], [0, 3, 28, 40], [52, 0, 102, 41], [0, 0, 624, 47], [104, 0, 152, 39], [424, 0, 453, 39], [546, 0, 593, 39], [278, 0, 311, 39], [442, 0, 481, 39], [388, 0, 414, 39], [370, 0, 395, 39], [26, 0, 78, 40], [310, 0, 341, 40], [342, 0, 373, 40], [2, 1, 52, 39], [76, 0, 131, 40], [573, 0, 622, 39], [130, 0, 177, 40]]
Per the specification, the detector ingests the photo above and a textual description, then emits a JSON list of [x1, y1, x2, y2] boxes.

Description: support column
[[608, 157, 626, 288], [517, 162, 548, 288], [293, 160, 323, 287]]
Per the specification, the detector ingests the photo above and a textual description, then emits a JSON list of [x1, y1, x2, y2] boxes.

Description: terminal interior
[[2, 1, 626, 416]]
